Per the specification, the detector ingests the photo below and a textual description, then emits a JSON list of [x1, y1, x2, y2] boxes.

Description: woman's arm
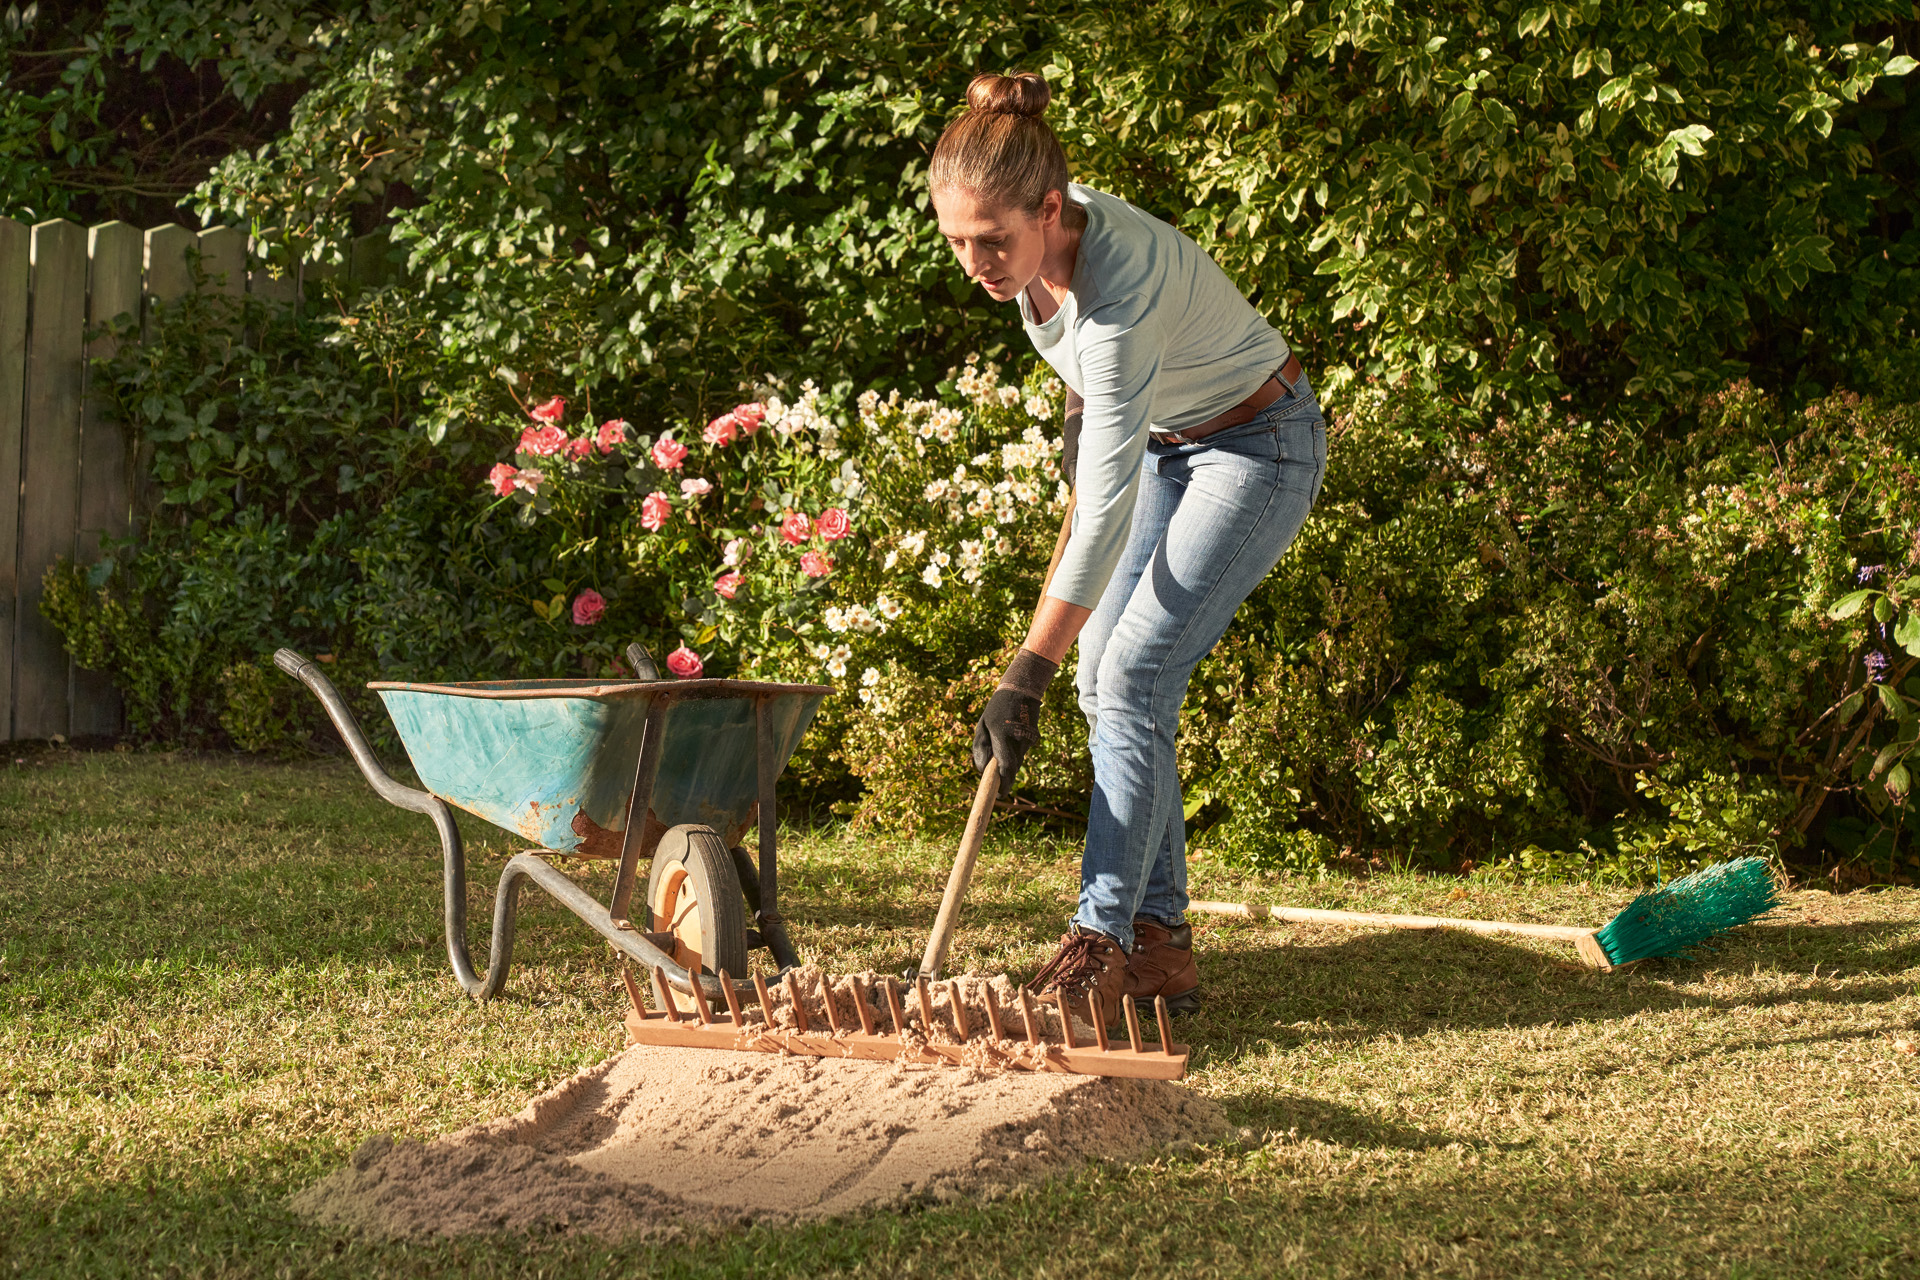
[[1024, 593, 1093, 664]]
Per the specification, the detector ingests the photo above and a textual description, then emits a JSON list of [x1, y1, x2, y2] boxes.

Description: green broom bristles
[[1593, 855, 1781, 966]]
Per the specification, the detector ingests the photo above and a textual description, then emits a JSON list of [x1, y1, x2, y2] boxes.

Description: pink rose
[[816, 507, 851, 541], [680, 477, 712, 498], [530, 396, 566, 424], [519, 424, 567, 456], [732, 402, 766, 434], [512, 467, 544, 494], [596, 419, 628, 453], [488, 463, 517, 496], [651, 434, 688, 471], [779, 511, 812, 545], [666, 645, 704, 679], [640, 491, 673, 531], [703, 413, 738, 447], [571, 589, 606, 626], [564, 436, 592, 460], [713, 571, 743, 599], [800, 550, 833, 578]]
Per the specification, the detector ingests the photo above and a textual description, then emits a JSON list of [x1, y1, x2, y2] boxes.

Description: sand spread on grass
[[292, 984, 1226, 1241]]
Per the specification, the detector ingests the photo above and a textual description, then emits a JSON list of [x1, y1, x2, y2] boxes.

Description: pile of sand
[[293, 1031, 1227, 1240]]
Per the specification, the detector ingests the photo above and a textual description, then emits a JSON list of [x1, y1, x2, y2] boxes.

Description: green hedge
[[30, 0, 1920, 879]]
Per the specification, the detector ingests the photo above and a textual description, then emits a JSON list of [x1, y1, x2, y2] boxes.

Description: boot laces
[[1028, 930, 1110, 997]]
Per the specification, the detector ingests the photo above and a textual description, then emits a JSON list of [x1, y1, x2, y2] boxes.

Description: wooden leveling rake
[[621, 963, 1191, 1080]]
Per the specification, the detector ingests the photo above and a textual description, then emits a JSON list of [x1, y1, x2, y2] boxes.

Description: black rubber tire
[[727, 844, 763, 914], [646, 824, 749, 978]]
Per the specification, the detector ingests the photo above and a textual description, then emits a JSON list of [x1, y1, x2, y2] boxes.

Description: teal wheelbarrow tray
[[274, 648, 829, 1006]]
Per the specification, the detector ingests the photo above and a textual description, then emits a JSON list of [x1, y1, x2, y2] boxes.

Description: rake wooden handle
[[1187, 900, 1613, 970], [917, 494, 1077, 981], [918, 758, 999, 980]]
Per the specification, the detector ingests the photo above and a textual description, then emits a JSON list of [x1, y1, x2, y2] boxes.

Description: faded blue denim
[[1073, 373, 1328, 951]]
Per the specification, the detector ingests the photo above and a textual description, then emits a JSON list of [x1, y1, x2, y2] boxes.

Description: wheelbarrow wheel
[[647, 824, 750, 978]]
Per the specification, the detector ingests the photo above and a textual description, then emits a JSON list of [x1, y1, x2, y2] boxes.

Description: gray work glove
[[972, 648, 1059, 798]]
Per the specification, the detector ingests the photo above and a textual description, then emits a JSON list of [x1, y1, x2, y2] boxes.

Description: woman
[[932, 71, 1327, 1015]]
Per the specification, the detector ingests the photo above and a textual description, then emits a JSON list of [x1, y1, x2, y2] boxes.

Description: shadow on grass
[[1179, 918, 1919, 1066]]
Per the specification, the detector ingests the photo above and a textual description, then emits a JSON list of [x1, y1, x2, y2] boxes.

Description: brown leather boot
[[1123, 916, 1201, 1014], [1026, 926, 1128, 1014]]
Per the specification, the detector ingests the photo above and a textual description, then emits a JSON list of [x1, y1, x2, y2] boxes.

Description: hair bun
[[966, 71, 1051, 119]]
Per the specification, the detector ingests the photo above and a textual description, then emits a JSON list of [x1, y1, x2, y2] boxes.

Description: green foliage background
[[19, 0, 1920, 879]]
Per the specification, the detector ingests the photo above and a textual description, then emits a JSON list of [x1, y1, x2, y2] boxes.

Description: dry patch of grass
[[1, 749, 1916, 1278]]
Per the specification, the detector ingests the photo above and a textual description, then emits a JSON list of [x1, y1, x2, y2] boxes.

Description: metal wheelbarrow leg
[[273, 649, 794, 1004]]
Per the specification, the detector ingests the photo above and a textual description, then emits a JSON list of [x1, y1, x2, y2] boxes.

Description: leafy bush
[[1180, 382, 1920, 882], [32, 1, 1920, 883], [174, 0, 1920, 431]]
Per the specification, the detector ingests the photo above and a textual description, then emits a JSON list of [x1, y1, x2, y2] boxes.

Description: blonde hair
[[930, 72, 1085, 228]]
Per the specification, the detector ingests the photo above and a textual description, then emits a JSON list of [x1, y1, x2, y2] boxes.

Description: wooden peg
[[1088, 990, 1109, 1052], [717, 970, 745, 1027], [947, 980, 969, 1040], [1123, 994, 1144, 1054], [752, 971, 775, 1027], [620, 965, 647, 1018], [1055, 989, 1077, 1049], [983, 984, 1005, 1042], [687, 975, 715, 1024], [915, 975, 936, 1036], [652, 966, 681, 1021], [784, 970, 810, 1033], [1018, 987, 1041, 1045], [884, 977, 908, 1038], [1155, 995, 1174, 1053], [852, 976, 876, 1035], [822, 973, 844, 1035]]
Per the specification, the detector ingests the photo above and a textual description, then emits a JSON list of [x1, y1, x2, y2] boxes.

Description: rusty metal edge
[[366, 677, 833, 700]]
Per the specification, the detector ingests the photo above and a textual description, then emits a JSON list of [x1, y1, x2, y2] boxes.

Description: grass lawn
[[2, 748, 1917, 1278]]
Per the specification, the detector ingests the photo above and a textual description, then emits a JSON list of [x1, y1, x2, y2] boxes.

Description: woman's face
[[932, 186, 1061, 302]]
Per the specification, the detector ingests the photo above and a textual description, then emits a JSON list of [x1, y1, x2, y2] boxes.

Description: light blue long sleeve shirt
[[1020, 184, 1290, 610]]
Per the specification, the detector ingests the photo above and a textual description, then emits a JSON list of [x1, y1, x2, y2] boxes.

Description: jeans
[[1073, 373, 1328, 952]]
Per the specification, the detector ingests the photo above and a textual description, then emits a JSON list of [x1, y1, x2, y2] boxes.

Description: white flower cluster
[[857, 388, 963, 458], [823, 595, 899, 635], [858, 665, 882, 705], [918, 426, 1061, 528], [810, 641, 853, 679], [766, 380, 845, 460]]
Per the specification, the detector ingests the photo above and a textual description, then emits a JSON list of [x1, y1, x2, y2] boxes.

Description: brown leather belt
[[1150, 352, 1305, 446]]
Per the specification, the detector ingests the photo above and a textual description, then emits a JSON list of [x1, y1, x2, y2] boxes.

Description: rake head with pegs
[[620, 966, 1190, 1079]]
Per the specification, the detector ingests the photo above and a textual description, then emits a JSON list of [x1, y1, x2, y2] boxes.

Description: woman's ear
[[1038, 188, 1064, 230]]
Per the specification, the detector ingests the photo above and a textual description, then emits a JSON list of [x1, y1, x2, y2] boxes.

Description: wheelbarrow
[[274, 647, 829, 1006]]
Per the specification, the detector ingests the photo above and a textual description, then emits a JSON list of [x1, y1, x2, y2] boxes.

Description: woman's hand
[[972, 648, 1060, 798]]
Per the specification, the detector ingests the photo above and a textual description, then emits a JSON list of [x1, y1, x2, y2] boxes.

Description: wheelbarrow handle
[[274, 649, 436, 816]]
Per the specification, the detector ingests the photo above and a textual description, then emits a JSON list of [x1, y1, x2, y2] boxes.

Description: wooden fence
[[0, 218, 387, 743]]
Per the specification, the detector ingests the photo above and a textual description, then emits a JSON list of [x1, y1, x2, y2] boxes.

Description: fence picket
[[2, 219, 317, 741], [0, 218, 28, 740], [15, 221, 89, 740], [198, 226, 247, 297], [143, 224, 196, 318], [72, 222, 143, 737]]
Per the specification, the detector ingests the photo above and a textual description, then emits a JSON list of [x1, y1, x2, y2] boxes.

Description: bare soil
[[291, 1036, 1227, 1240]]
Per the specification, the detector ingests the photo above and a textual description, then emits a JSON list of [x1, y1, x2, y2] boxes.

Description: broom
[[1189, 856, 1782, 971]]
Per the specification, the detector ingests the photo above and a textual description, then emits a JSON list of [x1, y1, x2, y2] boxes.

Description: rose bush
[[477, 356, 1071, 700]]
